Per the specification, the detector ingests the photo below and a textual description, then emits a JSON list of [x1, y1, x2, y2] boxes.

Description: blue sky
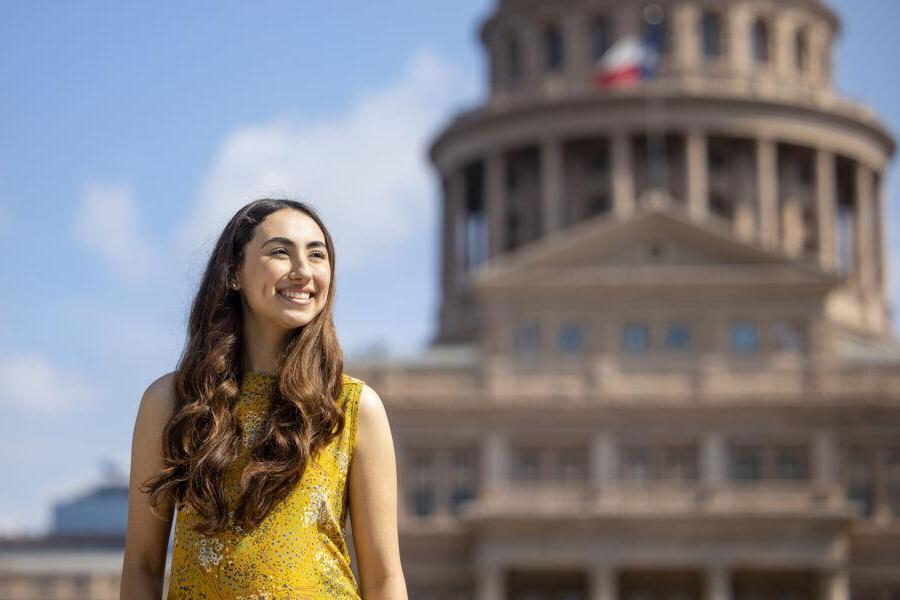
[[0, 0, 897, 534]]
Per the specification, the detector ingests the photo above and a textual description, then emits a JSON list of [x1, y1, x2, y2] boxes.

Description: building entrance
[[507, 569, 589, 600], [618, 569, 704, 600]]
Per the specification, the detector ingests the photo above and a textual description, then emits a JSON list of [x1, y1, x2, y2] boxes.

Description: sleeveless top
[[166, 372, 365, 600]]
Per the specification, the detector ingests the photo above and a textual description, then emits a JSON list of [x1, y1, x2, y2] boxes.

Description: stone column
[[774, 13, 794, 79], [812, 430, 837, 504], [820, 567, 850, 600], [809, 22, 829, 88], [816, 148, 837, 270], [615, 4, 640, 40], [541, 137, 564, 236], [481, 430, 508, 497], [728, 4, 752, 73], [701, 432, 727, 490], [875, 169, 887, 292], [855, 162, 876, 292], [705, 565, 731, 600], [590, 431, 617, 494], [673, 4, 699, 70], [521, 21, 541, 91], [686, 129, 709, 221], [612, 131, 635, 219], [590, 565, 615, 600], [563, 10, 588, 90], [477, 564, 504, 600], [486, 152, 507, 258], [873, 446, 892, 522], [756, 138, 779, 249]]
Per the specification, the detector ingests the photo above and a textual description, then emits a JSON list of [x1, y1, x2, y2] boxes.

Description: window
[[661, 446, 699, 481], [846, 448, 874, 518], [558, 323, 586, 354], [408, 449, 436, 516], [774, 446, 809, 481], [622, 322, 650, 354], [619, 445, 698, 484], [587, 194, 611, 217], [751, 19, 770, 65], [664, 322, 692, 351], [701, 12, 722, 60], [620, 446, 654, 482], [729, 321, 759, 353], [591, 151, 608, 173], [729, 445, 764, 482], [771, 320, 806, 352], [544, 23, 564, 72], [513, 447, 542, 482], [448, 448, 476, 515], [836, 201, 854, 275], [514, 322, 541, 356], [556, 447, 588, 481], [505, 33, 522, 84], [591, 15, 612, 62], [795, 28, 809, 72], [887, 447, 900, 517]]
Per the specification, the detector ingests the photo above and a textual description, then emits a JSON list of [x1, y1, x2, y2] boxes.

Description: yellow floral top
[[166, 372, 364, 600]]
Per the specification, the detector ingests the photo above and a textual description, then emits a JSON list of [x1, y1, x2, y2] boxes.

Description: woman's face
[[235, 208, 331, 333]]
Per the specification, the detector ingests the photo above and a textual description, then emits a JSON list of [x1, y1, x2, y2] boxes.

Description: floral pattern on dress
[[165, 372, 364, 600]]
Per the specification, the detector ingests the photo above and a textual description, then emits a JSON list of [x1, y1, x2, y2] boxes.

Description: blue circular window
[[558, 323, 585, 354], [729, 321, 758, 353], [665, 322, 692, 351], [622, 323, 649, 353]]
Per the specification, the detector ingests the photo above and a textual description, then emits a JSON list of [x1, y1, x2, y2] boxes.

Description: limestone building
[[347, 1, 900, 599]]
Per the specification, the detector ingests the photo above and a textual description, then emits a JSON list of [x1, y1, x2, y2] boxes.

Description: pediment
[[471, 205, 841, 292]]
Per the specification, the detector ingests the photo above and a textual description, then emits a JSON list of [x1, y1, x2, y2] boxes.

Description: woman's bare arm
[[348, 384, 408, 600], [120, 372, 177, 600]]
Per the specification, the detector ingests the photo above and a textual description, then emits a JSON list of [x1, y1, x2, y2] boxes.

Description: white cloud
[[0, 354, 98, 416], [73, 180, 163, 285], [175, 46, 478, 275]]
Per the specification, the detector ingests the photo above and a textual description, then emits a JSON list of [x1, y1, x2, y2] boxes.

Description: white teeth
[[280, 290, 311, 299]]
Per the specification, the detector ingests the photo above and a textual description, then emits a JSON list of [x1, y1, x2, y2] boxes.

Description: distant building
[[345, 0, 900, 599], [53, 463, 128, 538], [0, 462, 133, 600]]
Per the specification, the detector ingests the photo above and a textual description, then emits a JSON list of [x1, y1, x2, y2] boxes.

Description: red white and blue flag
[[592, 28, 662, 88]]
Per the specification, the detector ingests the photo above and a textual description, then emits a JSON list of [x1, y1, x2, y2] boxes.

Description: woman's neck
[[241, 316, 290, 375]]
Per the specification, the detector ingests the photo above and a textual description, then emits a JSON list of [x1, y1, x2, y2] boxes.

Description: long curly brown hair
[[140, 198, 346, 535]]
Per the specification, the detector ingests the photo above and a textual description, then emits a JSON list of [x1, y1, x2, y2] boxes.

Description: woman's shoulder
[[141, 371, 177, 414]]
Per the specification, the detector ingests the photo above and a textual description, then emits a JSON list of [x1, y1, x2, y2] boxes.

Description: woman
[[120, 198, 407, 599]]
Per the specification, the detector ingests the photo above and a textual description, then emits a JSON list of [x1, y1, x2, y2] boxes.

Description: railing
[[348, 358, 900, 407], [457, 483, 850, 520]]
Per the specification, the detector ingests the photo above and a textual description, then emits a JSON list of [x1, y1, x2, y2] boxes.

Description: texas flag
[[592, 28, 661, 88]]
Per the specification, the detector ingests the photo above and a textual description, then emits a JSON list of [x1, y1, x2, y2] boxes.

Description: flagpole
[[643, 4, 667, 202]]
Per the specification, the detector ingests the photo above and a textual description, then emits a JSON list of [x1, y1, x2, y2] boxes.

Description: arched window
[[544, 23, 564, 72], [751, 18, 770, 65], [591, 15, 612, 62], [701, 11, 722, 60], [795, 27, 809, 72], [505, 33, 522, 85]]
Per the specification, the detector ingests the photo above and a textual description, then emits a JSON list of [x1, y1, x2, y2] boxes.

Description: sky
[[0, 0, 898, 534]]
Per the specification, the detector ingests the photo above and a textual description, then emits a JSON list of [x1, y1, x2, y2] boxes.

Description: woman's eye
[[272, 248, 289, 255], [311, 251, 327, 259]]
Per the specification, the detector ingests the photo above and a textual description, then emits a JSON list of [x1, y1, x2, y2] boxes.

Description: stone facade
[[347, 1, 900, 599]]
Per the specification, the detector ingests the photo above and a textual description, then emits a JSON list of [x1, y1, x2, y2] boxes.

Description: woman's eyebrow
[[260, 236, 327, 250]]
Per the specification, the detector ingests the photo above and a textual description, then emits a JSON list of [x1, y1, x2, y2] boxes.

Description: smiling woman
[[120, 198, 407, 599]]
